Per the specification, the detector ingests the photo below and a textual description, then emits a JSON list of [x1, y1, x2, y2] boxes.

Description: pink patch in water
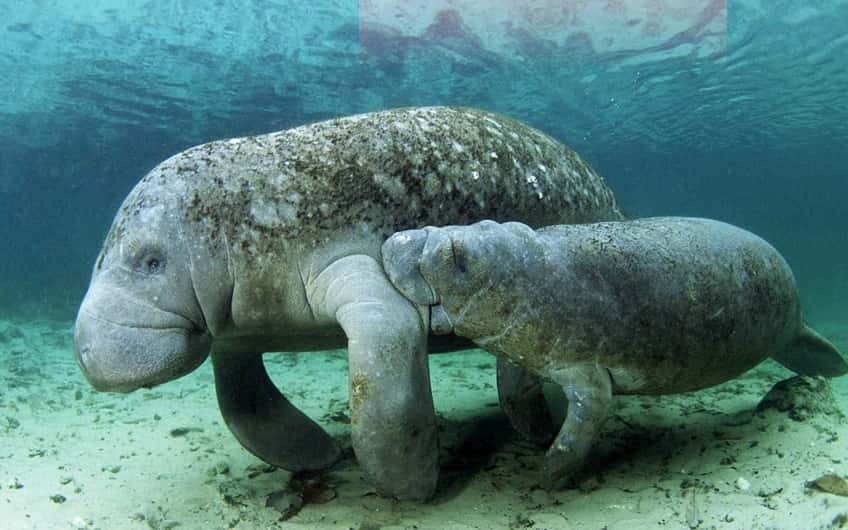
[[422, 9, 484, 51], [359, 0, 726, 59]]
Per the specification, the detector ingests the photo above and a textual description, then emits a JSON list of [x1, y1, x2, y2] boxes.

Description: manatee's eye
[[128, 244, 166, 275], [142, 254, 165, 274]]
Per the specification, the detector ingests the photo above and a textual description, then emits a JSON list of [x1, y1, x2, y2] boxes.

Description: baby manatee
[[382, 217, 847, 489]]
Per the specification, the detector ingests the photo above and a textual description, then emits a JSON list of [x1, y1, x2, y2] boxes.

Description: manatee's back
[[534, 217, 801, 394], [137, 106, 622, 258]]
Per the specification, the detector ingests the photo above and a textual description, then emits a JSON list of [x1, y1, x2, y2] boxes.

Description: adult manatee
[[382, 217, 847, 488], [74, 106, 623, 499]]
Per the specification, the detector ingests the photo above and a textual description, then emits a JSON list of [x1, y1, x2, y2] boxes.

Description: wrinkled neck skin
[[182, 227, 235, 341], [204, 233, 352, 356]]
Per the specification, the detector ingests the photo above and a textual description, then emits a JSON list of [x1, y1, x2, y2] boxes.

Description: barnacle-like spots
[[109, 107, 622, 261]]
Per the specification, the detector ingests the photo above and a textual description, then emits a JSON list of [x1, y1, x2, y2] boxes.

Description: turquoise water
[[1, 0, 845, 321], [1, 2, 847, 529]]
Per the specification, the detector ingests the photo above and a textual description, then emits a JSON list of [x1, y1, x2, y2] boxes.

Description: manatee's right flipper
[[211, 351, 342, 472], [310, 254, 438, 501], [773, 323, 848, 377], [543, 364, 612, 490], [497, 359, 555, 446]]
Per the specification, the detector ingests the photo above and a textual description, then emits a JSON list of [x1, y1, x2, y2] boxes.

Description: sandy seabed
[[2, 319, 848, 530]]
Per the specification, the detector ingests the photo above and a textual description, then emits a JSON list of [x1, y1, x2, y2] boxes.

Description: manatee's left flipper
[[497, 359, 555, 446], [211, 351, 342, 471], [310, 254, 438, 501], [543, 363, 612, 490]]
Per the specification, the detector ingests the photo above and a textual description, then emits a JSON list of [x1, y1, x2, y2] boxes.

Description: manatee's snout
[[383, 227, 466, 336], [382, 228, 440, 306], [383, 226, 477, 301], [74, 286, 211, 392]]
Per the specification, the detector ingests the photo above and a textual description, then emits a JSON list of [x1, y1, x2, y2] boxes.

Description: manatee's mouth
[[77, 305, 201, 334], [75, 308, 211, 393]]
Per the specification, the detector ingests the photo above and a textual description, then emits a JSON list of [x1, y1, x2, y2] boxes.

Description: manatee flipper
[[211, 352, 342, 471], [543, 364, 612, 490], [497, 359, 555, 446], [773, 323, 848, 377], [310, 254, 438, 501]]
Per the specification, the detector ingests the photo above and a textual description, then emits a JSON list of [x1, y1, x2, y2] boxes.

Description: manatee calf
[[73, 106, 623, 500], [382, 217, 847, 489]]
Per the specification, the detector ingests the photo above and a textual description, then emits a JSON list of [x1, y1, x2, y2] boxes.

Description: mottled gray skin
[[74, 106, 622, 500], [382, 217, 847, 489]]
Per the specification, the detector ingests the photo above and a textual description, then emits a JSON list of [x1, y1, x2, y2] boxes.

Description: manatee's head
[[75, 177, 213, 392], [383, 220, 525, 334]]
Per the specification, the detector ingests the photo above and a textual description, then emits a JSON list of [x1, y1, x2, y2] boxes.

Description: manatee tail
[[772, 323, 848, 377]]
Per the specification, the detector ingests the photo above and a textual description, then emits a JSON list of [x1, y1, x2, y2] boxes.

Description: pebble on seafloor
[[735, 477, 751, 491], [757, 376, 844, 422]]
